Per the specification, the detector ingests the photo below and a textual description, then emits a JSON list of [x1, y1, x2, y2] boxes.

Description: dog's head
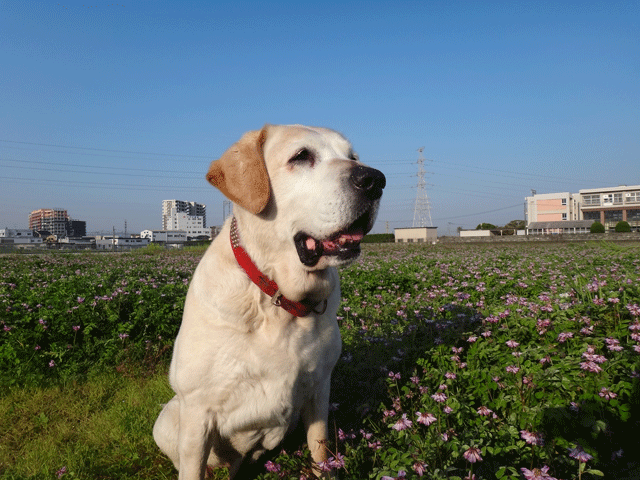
[[207, 124, 385, 269]]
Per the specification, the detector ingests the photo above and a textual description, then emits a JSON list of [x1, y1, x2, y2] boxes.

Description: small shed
[[394, 226, 438, 244]]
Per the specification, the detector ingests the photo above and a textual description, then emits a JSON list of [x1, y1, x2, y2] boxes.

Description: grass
[[0, 369, 175, 479]]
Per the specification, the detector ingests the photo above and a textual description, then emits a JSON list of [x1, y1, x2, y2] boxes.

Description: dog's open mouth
[[294, 211, 372, 267]]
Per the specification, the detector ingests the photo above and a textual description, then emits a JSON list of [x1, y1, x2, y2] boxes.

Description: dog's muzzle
[[294, 165, 386, 267]]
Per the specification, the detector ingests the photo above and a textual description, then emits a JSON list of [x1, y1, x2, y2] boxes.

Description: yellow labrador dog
[[153, 124, 385, 479]]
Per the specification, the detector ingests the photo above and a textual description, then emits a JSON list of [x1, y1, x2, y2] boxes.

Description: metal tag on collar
[[313, 299, 328, 315], [271, 290, 283, 307]]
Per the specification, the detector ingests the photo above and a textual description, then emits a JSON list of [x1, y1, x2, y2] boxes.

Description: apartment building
[[162, 200, 206, 230], [27, 209, 87, 238], [168, 212, 210, 238], [28, 209, 70, 237], [68, 220, 87, 237], [525, 185, 640, 232]]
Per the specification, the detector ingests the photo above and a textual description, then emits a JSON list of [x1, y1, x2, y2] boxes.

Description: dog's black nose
[[350, 165, 386, 200]]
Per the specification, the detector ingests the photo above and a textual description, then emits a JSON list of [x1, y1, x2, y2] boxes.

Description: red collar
[[229, 217, 326, 317]]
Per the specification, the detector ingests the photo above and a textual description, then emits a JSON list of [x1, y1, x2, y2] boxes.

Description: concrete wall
[[440, 232, 640, 244], [459, 229, 491, 237]]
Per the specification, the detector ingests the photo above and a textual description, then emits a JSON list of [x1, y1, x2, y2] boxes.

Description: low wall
[[439, 232, 640, 244]]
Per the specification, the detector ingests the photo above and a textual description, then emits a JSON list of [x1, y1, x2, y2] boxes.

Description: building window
[[562, 213, 567, 220], [562, 198, 567, 205], [583, 194, 600, 206], [626, 192, 640, 204], [604, 210, 623, 222], [627, 209, 640, 221], [613, 193, 623, 204], [583, 211, 600, 221]]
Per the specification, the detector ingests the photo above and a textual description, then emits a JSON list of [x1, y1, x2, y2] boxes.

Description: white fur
[[153, 125, 381, 479]]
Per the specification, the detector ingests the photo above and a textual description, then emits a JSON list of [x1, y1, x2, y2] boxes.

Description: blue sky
[[1, 0, 638, 234]]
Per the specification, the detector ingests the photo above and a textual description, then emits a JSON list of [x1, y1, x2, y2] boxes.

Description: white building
[[162, 200, 206, 230], [167, 213, 210, 239], [0, 228, 43, 246], [141, 230, 187, 243], [95, 236, 149, 251]]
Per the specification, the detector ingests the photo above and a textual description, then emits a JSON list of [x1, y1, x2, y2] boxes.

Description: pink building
[[525, 192, 578, 224]]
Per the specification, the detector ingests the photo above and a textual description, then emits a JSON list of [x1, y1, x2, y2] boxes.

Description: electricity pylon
[[412, 147, 433, 227]]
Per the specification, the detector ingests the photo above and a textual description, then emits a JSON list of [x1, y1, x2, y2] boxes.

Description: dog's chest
[[217, 319, 340, 439]]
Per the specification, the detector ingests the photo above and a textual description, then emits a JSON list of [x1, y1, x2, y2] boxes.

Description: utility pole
[[223, 200, 232, 221], [412, 148, 433, 227]]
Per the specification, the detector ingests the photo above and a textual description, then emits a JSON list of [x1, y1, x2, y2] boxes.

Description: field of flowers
[[1, 241, 639, 480]]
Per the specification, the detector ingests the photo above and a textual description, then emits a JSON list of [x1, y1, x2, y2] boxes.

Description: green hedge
[[362, 233, 395, 243]]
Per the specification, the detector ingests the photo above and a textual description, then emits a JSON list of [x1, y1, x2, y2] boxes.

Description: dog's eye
[[349, 151, 359, 162], [289, 148, 315, 166]]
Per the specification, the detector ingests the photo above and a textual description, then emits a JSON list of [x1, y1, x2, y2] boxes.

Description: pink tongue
[[322, 231, 364, 252], [305, 237, 317, 250]]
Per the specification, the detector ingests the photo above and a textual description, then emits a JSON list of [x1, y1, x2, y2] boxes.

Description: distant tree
[[615, 221, 631, 233], [476, 223, 496, 230], [590, 221, 605, 233], [504, 220, 526, 230]]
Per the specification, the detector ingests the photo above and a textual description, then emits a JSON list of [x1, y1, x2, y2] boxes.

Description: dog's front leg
[[303, 381, 334, 478], [177, 401, 215, 480]]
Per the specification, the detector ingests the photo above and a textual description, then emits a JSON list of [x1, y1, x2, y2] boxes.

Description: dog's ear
[[206, 127, 270, 215]]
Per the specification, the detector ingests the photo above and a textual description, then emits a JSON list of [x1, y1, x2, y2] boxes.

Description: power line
[[0, 158, 203, 179], [368, 156, 605, 186], [0, 139, 610, 191], [0, 176, 213, 192], [0, 139, 214, 159], [0, 138, 615, 188], [432, 203, 523, 222], [384, 202, 523, 225], [0, 144, 213, 164]]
